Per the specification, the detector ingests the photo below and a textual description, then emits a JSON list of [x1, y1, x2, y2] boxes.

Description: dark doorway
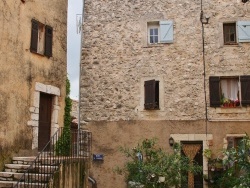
[[38, 93, 52, 151], [181, 141, 203, 188]]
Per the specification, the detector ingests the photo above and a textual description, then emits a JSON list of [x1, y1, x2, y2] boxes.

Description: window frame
[[147, 20, 174, 45], [148, 22, 160, 44], [209, 75, 250, 108], [223, 23, 237, 45], [30, 19, 53, 58], [144, 79, 160, 110]]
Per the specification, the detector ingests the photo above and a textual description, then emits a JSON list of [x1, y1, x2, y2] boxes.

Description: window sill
[[215, 107, 247, 114], [223, 43, 239, 47], [143, 43, 172, 48]]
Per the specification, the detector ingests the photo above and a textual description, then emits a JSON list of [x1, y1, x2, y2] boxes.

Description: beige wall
[[81, 0, 250, 187], [0, 0, 67, 167]]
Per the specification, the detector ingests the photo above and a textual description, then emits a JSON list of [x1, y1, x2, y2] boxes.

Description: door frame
[[170, 134, 213, 188], [28, 82, 61, 150]]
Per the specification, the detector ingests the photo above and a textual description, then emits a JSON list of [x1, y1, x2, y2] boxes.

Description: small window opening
[[223, 23, 236, 44], [144, 80, 159, 110]]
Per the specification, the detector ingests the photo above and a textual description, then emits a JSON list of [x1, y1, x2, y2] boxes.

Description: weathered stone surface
[[0, 0, 67, 169]]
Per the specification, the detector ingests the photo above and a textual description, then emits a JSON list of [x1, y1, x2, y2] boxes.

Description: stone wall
[[81, 0, 250, 123], [0, 0, 67, 165]]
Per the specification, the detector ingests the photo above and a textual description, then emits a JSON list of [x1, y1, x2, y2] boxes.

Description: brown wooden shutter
[[144, 80, 156, 110], [209, 76, 221, 107], [241, 75, 250, 106], [30, 19, 38, 53], [44, 25, 53, 57]]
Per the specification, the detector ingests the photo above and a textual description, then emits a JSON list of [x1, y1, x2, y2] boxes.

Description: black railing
[[14, 128, 91, 188]]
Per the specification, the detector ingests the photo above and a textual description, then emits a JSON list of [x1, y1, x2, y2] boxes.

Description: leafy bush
[[115, 138, 202, 188], [216, 135, 250, 188], [55, 78, 72, 156]]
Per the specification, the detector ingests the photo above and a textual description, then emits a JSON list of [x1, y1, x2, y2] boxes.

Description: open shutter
[[159, 21, 173, 43], [237, 21, 250, 42], [209, 77, 221, 107], [44, 25, 53, 57], [240, 75, 250, 106], [30, 19, 38, 53], [144, 80, 156, 110]]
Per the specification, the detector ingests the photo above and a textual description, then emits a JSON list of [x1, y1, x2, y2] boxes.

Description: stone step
[[12, 157, 36, 165], [0, 181, 46, 188], [12, 157, 60, 166], [4, 164, 57, 174], [0, 172, 50, 182], [0, 180, 16, 188]]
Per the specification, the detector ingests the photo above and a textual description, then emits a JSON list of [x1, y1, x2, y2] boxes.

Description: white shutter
[[159, 20, 173, 43], [237, 21, 250, 42]]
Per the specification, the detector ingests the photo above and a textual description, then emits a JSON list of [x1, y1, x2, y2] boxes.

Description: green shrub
[[55, 78, 72, 156], [115, 138, 202, 188]]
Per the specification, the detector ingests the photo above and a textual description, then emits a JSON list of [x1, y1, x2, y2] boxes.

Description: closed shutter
[[159, 21, 173, 43], [144, 80, 156, 110], [30, 19, 38, 53], [237, 21, 250, 42], [209, 76, 221, 107], [240, 75, 250, 106], [44, 25, 53, 57]]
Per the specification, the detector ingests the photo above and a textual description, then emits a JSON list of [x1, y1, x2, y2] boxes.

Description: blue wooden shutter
[[209, 76, 221, 107], [159, 20, 173, 43], [237, 21, 250, 42], [241, 75, 250, 106], [30, 19, 38, 53], [44, 25, 53, 57]]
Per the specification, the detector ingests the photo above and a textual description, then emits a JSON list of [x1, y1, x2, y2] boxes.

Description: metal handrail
[[14, 128, 91, 188]]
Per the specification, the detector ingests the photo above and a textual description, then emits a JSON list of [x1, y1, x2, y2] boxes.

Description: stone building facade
[[81, 0, 250, 187], [0, 0, 67, 168]]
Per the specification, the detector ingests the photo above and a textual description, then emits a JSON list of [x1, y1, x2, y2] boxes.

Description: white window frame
[[147, 20, 174, 45], [148, 22, 160, 44]]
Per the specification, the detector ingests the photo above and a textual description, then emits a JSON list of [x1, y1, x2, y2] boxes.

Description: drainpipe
[[200, 0, 209, 136], [88, 176, 97, 188]]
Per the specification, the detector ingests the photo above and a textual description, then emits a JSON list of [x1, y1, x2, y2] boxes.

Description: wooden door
[[38, 93, 52, 151], [181, 141, 203, 188]]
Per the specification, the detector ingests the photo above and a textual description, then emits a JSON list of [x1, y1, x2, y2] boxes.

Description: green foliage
[[55, 77, 72, 156], [115, 138, 202, 188], [216, 135, 250, 188]]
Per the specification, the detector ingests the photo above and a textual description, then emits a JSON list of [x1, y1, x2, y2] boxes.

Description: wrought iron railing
[[14, 128, 91, 188]]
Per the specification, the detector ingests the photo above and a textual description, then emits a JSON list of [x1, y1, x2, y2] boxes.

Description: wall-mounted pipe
[[88, 176, 97, 188]]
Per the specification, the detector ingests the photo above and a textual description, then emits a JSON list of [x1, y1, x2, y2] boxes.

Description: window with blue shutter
[[237, 21, 250, 42], [147, 20, 174, 44], [159, 21, 173, 43]]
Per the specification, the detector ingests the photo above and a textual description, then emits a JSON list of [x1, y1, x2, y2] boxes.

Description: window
[[30, 19, 53, 57], [223, 21, 250, 44], [209, 76, 250, 107], [223, 23, 236, 44], [227, 137, 243, 150], [148, 21, 173, 44], [144, 80, 159, 110]]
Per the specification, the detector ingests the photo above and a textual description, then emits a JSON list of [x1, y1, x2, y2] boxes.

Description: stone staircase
[[0, 156, 58, 188]]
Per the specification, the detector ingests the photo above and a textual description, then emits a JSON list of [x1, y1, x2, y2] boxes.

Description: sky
[[67, 0, 83, 100]]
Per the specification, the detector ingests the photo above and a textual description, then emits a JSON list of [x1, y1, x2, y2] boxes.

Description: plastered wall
[[0, 0, 67, 167]]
